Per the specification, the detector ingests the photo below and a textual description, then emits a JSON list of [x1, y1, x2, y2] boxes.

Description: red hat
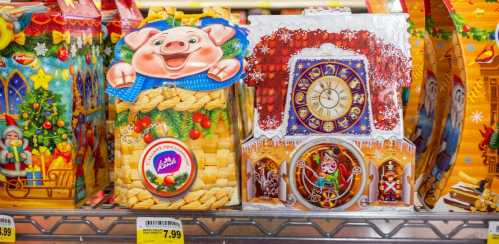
[[453, 75, 464, 88], [3, 114, 22, 138]]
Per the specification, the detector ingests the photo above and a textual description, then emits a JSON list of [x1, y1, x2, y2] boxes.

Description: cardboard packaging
[[0, 0, 108, 208], [108, 8, 248, 210], [101, 0, 142, 179], [242, 13, 415, 211], [416, 0, 499, 212]]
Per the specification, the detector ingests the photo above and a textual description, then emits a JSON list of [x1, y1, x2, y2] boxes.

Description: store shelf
[[1, 204, 497, 243], [135, 0, 366, 10]]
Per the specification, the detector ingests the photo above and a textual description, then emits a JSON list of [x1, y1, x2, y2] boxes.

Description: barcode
[[145, 220, 180, 228], [0, 218, 11, 225], [495, 225, 499, 233]]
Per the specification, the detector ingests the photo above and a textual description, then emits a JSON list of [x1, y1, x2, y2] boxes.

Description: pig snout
[[164, 41, 186, 50]]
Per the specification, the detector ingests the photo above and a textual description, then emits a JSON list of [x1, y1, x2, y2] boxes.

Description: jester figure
[[315, 148, 349, 192]]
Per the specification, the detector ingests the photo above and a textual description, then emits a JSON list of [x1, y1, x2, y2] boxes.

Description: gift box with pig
[[108, 8, 247, 210], [0, 0, 108, 208], [415, 0, 499, 212], [241, 12, 415, 211]]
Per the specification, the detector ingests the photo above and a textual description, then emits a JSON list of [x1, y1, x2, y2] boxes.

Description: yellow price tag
[[257, 1, 271, 9], [489, 221, 499, 244], [0, 215, 15, 243], [187, 1, 202, 8], [137, 217, 184, 244], [327, 1, 343, 7]]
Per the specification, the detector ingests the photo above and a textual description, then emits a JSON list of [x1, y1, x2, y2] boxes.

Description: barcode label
[[0, 218, 11, 225], [0, 216, 13, 227], [145, 220, 180, 228], [137, 217, 182, 231]]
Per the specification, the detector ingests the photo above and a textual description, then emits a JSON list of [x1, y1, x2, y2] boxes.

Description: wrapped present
[[107, 8, 248, 210], [0, 0, 108, 208]]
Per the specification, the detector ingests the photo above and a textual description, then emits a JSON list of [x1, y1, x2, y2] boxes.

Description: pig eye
[[188, 38, 197, 44], [152, 39, 164, 46]]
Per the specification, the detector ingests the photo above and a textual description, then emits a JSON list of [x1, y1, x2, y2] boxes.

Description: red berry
[[42, 121, 52, 129], [462, 25, 471, 33], [189, 129, 201, 139], [56, 47, 69, 61], [163, 175, 175, 186], [140, 116, 151, 128], [134, 123, 143, 133], [201, 116, 211, 129], [143, 133, 154, 143], [192, 112, 204, 123]]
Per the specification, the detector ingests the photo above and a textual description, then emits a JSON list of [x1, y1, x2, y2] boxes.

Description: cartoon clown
[[412, 70, 438, 161], [0, 115, 32, 179], [431, 76, 465, 184], [315, 148, 348, 191]]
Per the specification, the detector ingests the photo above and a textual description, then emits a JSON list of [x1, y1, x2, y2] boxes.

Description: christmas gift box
[[0, 0, 108, 208], [108, 9, 248, 210], [415, 0, 499, 212], [241, 13, 415, 211], [400, 0, 426, 139], [101, 0, 142, 179]]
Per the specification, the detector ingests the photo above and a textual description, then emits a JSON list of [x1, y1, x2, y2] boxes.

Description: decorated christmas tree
[[18, 69, 71, 151]]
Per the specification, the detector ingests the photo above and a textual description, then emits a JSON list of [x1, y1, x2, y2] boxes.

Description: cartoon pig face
[[125, 25, 235, 79]]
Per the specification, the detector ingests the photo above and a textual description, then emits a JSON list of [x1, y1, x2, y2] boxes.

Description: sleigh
[[3, 168, 75, 200]]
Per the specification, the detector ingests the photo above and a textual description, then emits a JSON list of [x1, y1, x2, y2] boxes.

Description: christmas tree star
[[30, 68, 52, 90]]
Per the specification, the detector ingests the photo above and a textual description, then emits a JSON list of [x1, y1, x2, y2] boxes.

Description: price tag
[[489, 221, 499, 244], [137, 217, 184, 244], [0, 215, 15, 243]]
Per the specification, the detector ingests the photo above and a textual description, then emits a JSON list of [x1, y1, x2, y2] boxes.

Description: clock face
[[306, 76, 353, 121], [292, 61, 367, 133]]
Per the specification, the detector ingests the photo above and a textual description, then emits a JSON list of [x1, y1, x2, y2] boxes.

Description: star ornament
[[30, 68, 52, 90]]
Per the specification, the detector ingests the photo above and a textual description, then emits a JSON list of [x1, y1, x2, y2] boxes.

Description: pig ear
[[124, 27, 160, 50], [202, 24, 236, 46]]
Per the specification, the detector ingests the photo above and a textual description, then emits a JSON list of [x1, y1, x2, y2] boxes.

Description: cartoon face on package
[[107, 18, 247, 102], [107, 16, 248, 210], [244, 14, 411, 139]]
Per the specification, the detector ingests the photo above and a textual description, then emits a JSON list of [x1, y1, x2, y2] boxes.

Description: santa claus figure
[[431, 77, 465, 183], [412, 71, 438, 161], [378, 161, 401, 202], [0, 115, 32, 179]]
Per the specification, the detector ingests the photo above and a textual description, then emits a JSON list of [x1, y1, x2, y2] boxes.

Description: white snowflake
[[471, 111, 483, 123], [259, 45, 270, 55], [34, 42, 48, 56], [381, 107, 397, 119], [104, 46, 113, 56], [70, 43, 78, 57], [280, 31, 291, 43], [249, 71, 264, 82], [262, 115, 278, 129], [76, 36, 83, 49], [345, 31, 355, 41]]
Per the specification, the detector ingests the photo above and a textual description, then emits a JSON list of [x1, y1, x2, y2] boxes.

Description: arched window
[[1, 72, 29, 116], [254, 157, 280, 199], [378, 160, 403, 202]]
